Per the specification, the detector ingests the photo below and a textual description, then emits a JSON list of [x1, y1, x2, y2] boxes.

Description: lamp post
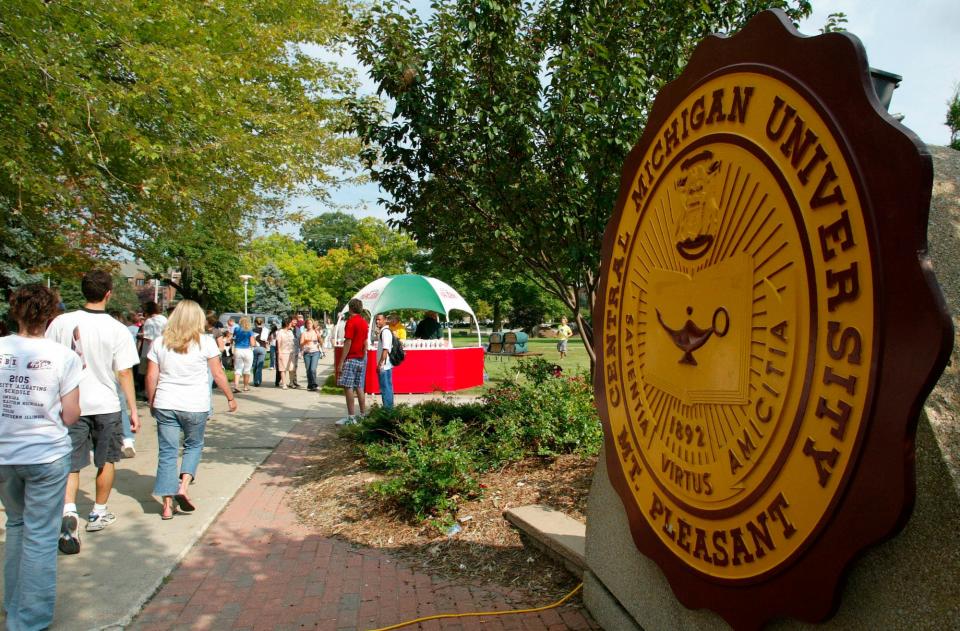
[[240, 274, 253, 314]]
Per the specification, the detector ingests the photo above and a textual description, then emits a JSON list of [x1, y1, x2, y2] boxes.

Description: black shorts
[[69, 412, 123, 471]]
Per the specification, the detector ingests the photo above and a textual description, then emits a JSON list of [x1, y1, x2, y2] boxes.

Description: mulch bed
[[288, 423, 596, 602]]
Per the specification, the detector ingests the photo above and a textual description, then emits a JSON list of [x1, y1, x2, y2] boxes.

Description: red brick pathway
[[130, 419, 598, 631]]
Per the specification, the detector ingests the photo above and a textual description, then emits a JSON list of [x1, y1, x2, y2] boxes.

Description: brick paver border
[[130, 419, 597, 631]]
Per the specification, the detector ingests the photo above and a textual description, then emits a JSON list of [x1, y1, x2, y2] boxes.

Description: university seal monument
[[587, 9, 955, 630]]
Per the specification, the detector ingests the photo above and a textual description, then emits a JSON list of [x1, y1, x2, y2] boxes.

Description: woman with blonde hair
[[231, 316, 257, 393], [146, 301, 237, 519]]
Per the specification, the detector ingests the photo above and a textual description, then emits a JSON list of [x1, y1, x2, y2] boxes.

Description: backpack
[[388, 334, 405, 367]]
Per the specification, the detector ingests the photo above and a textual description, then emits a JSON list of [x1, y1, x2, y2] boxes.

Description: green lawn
[[450, 333, 590, 393]]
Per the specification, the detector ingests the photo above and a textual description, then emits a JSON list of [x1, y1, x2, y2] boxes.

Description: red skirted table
[[333, 346, 485, 394]]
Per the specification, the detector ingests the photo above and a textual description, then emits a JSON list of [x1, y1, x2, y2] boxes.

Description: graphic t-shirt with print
[[0, 335, 82, 464]]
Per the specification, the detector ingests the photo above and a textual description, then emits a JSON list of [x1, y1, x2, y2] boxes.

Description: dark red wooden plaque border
[[593, 9, 952, 630]]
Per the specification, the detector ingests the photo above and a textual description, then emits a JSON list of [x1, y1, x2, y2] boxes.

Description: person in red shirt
[[336, 298, 369, 424]]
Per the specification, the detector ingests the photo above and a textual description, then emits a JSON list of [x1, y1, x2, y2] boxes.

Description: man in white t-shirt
[[375, 313, 394, 409], [46, 270, 141, 554]]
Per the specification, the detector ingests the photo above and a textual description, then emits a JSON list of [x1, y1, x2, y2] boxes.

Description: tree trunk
[[575, 310, 595, 379], [492, 300, 503, 332]]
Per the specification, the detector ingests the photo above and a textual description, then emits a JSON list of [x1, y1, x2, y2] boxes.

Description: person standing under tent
[[336, 299, 368, 424], [556, 316, 573, 360], [375, 313, 394, 409], [387, 314, 406, 341], [46, 270, 141, 555], [0, 285, 81, 630], [414, 311, 442, 340]]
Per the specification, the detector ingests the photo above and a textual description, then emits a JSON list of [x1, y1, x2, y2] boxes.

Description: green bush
[[483, 371, 601, 458], [364, 418, 482, 522], [342, 365, 601, 523]]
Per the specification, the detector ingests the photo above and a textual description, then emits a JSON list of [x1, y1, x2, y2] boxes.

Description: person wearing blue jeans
[[300, 319, 322, 391], [374, 314, 395, 409], [251, 318, 267, 386], [117, 381, 136, 458], [152, 409, 209, 506], [0, 284, 82, 630], [0, 455, 72, 631], [252, 346, 266, 387], [146, 301, 237, 519]]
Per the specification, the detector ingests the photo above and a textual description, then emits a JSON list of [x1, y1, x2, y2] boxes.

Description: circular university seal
[[594, 10, 952, 629]]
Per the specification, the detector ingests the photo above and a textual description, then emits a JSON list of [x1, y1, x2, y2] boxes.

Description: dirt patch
[[288, 423, 596, 601]]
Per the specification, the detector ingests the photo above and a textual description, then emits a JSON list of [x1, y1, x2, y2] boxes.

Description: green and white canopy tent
[[336, 275, 482, 346]]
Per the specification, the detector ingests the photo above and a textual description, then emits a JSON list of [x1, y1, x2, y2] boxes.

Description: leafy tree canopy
[[350, 0, 812, 369], [1, 0, 359, 298], [300, 211, 360, 255], [242, 234, 337, 315], [314, 216, 419, 308]]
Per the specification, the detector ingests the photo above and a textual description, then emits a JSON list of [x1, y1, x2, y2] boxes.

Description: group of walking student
[[218, 314, 329, 392], [0, 270, 237, 629]]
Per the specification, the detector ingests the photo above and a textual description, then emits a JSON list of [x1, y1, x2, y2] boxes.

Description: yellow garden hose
[[369, 582, 584, 631]]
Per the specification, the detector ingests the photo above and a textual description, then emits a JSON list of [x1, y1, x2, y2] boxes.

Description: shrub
[[483, 372, 601, 459], [364, 418, 482, 522], [341, 365, 601, 523]]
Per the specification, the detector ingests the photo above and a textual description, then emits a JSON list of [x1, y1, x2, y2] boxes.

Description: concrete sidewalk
[[0, 358, 341, 630]]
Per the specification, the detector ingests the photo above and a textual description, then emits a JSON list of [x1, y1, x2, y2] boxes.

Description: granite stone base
[[584, 417, 960, 629]]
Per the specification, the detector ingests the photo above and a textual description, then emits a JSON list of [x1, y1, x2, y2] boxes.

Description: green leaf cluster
[[1, 0, 359, 298], [236, 216, 418, 316], [350, 0, 812, 371], [342, 364, 600, 523], [947, 84, 960, 151]]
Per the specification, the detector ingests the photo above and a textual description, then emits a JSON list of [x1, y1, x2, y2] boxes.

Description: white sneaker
[[58, 512, 81, 554], [121, 438, 136, 459], [86, 511, 116, 532], [335, 416, 358, 426]]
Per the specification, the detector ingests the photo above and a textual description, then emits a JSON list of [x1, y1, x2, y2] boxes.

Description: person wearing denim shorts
[[146, 301, 237, 519], [0, 285, 82, 630]]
